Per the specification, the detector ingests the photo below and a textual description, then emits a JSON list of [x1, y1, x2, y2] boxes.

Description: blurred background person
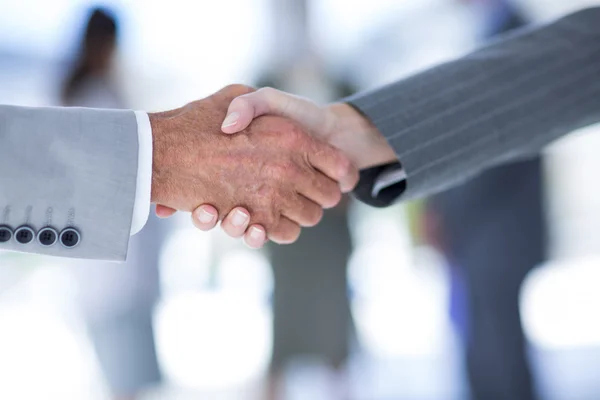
[[61, 8, 124, 108], [423, 0, 547, 399], [257, 9, 358, 395], [266, 196, 355, 400], [61, 8, 164, 400]]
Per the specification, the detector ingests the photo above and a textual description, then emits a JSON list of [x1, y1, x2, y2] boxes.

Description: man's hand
[[150, 85, 359, 244], [190, 87, 397, 248]]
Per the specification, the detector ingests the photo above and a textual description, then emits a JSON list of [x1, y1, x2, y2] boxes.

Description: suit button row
[[0, 225, 80, 248]]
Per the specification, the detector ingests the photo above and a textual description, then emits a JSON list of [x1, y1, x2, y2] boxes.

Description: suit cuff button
[[60, 228, 81, 248], [38, 227, 58, 247], [15, 226, 35, 244], [0, 226, 13, 243]]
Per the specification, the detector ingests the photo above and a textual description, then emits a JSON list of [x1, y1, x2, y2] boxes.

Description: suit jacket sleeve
[[0, 105, 139, 261], [348, 7, 600, 207]]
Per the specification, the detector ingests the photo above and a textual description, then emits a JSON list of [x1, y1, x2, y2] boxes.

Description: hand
[[150, 85, 359, 244], [221, 87, 397, 169], [190, 87, 397, 248]]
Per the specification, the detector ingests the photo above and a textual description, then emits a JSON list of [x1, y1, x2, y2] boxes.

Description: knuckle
[[222, 84, 254, 97], [257, 86, 277, 100], [256, 185, 278, 208], [305, 207, 324, 227], [252, 205, 278, 228], [265, 164, 285, 180], [278, 122, 305, 147], [264, 161, 293, 180], [276, 229, 300, 245], [324, 188, 342, 209], [285, 228, 302, 244], [265, 214, 280, 231], [337, 156, 354, 178]]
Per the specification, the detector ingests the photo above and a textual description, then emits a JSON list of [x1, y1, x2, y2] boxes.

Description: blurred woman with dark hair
[[62, 8, 123, 107], [62, 8, 164, 400]]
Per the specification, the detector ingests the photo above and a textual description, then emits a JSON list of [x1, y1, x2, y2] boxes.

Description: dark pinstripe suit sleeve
[[347, 7, 600, 207]]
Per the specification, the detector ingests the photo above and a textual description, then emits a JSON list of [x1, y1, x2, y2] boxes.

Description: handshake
[[149, 85, 397, 248]]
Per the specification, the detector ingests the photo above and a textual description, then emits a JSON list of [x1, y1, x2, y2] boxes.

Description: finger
[[220, 207, 251, 238], [269, 216, 301, 245], [295, 167, 342, 209], [283, 194, 324, 228], [244, 224, 268, 249], [306, 141, 360, 193], [191, 205, 219, 231], [156, 205, 178, 218], [221, 87, 326, 134]]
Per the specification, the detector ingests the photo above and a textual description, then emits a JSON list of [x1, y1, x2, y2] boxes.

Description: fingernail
[[197, 209, 216, 224], [222, 112, 239, 128], [340, 183, 350, 194], [231, 209, 249, 227], [249, 226, 264, 240]]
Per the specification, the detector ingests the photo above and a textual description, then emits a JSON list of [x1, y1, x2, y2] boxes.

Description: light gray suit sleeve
[[348, 7, 600, 206], [0, 106, 139, 261]]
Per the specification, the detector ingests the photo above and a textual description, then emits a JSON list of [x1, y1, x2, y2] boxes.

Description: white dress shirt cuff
[[371, 165, 407, 199], [130, 111, 153, 235]]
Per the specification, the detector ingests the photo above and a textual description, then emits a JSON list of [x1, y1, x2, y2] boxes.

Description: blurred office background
[[2, 0, 600, 399]]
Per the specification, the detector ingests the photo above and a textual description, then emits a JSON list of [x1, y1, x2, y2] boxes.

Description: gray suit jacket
[[350, 7, 600, 207], [0, 106, 139, 261]]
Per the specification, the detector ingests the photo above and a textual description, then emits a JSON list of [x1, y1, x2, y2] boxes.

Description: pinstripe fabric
[[349, 7, 600, 206]]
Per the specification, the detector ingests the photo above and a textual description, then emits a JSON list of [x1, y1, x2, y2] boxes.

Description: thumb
[[220, 93, 265, 134], [221, 87, 326, 135]]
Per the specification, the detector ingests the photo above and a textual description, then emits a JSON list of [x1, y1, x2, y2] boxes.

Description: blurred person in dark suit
[[62, 8, 163, 400], [424, 2, 546, 398], [267, 201, 354, 400], [256, 61, 356, 400]]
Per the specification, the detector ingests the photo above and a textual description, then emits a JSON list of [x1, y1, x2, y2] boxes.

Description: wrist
[[327, 103, 397, 169], [148, 111, 172, 204]]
